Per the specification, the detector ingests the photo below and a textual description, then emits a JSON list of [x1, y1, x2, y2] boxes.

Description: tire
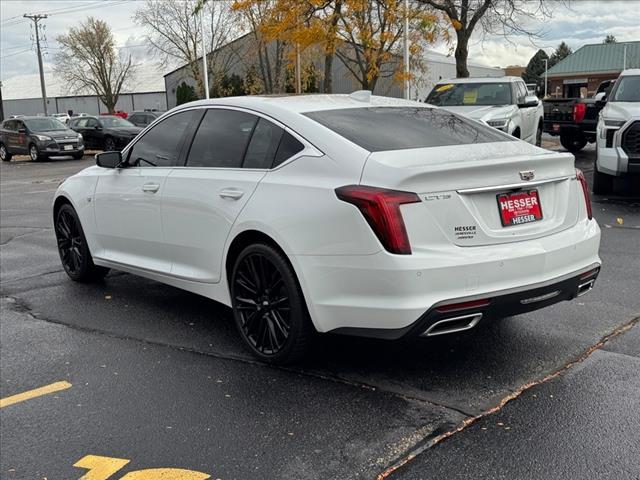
[[230, 243, 314, 364], [560, 132, 587, 153], [104, 137, 116, 151], [535, 123, 543, 147], [72, 152, 84, 160], [0, 143, 11, 162], [54, 203, 109, 282], [29, 143, 44, 162], [512, 128, 520, 139], [592, 163, 614, 195]]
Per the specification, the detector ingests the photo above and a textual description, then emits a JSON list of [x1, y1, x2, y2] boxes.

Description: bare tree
[[134, 0, 236, 98], [416, 0, 553, 77], [54, 17, 135, 113]]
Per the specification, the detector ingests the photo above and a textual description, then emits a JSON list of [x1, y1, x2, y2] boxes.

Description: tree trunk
[[323, 53, 333, 93], [454, 30, 470, 78]]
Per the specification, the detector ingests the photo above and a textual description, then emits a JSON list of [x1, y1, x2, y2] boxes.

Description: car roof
[[173, 93, 423, 116], [435, 76, 521, 84]]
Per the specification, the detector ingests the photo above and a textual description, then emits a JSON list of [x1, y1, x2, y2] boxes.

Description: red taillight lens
[[335, 185, 420, 254], [435, 298, 491, 313], [573, 103, 586, 123], [576, 169, 593, 220]]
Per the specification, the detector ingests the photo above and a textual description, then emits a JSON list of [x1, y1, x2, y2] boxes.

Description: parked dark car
[[68, 115, 142, 151], [0, 116, 84, 162], [543, 79, 615, 152], [127, 110, 164, 128]]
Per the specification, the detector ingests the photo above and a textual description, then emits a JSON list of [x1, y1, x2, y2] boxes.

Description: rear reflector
[[576, 169, 593, 220], [435, 298, 491, 313], [335, 185, 420, 254], [580, 267, 600, 280]]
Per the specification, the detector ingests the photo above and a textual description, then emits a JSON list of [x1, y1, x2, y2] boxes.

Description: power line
[[0, 48, 33, 60]]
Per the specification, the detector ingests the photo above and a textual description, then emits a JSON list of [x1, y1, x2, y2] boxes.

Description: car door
[[14, 120, 29, 154], [92, 110, 197, 273], [161, 108, 281, 283], [3, 120, 18, 152]]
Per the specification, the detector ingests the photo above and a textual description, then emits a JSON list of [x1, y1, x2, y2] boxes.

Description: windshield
[[100, 116, 135, 127], [304, 107, 511, 152], [610, 76, 640, 102], [427, 82, 513, 107], [23, 118, 67, 132]]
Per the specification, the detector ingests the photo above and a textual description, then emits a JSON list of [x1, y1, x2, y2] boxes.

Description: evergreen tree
[[522, 49, 549, 97], [176, 82, 198, 105], [603, 35, 617, 44], [549, 42, 573, 68]]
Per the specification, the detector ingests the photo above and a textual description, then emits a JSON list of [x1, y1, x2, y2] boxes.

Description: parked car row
[[0, 111, 163, 161]]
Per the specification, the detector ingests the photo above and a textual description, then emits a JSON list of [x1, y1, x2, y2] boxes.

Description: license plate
[[497, 190, 543, 227], [552, 123, 560, 132], [63, 144, 73, 151]]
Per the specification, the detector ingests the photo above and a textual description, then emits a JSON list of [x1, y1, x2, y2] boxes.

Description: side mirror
[[18, 128, 26, 134], [94, 124, 102, 130], [518, 95, 539, 108], [95, 151, 122, 168], [595, 91, 607, 104]]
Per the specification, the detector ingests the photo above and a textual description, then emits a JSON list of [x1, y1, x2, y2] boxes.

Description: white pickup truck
[[593, 69, 640, 194], [426, 76, 544, 146]]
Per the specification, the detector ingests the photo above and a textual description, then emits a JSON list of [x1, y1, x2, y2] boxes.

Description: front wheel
[[560, 131, 587, 153], [592, 163, 614, 195], [29, 143, 44, 161], [535, 124, 543, 147], [230, 243, 314, 364], [55, 203, 109, 282], [72, 152, 84, 160], [0, 143, 11, 162]]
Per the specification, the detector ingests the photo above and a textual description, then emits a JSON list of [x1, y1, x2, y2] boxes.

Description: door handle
[[219, 188, 244, 200], [141, 183, 160, 193]]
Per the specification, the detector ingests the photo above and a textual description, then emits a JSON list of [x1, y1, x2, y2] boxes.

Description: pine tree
[[603, 35, 617, 44], [549, 42, 573, 68]]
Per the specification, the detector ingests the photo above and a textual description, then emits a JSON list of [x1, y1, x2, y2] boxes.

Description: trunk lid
[[360, 142, 581, 248]]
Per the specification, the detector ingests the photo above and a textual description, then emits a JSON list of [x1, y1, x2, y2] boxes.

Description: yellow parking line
[[0, 381, 72, 408]]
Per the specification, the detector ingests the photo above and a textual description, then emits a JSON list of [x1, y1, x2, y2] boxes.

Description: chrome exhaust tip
[[577, 279, 595, 297], [421, 313, 483, 337]]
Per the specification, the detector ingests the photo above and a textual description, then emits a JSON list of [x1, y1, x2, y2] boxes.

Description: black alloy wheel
[[231, 243, 313, 364], [55, 203, 109, 282], [104, 137, 116, 151]]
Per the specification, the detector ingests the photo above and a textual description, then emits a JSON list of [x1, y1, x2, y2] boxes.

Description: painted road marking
[[74, 455, 211, 480], [0, 381, 72, 408]]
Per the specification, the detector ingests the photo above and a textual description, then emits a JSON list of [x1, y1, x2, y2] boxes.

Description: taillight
[[335, 185, 420, 254], [435, 298, 491, 313], [576, 169, 593, 220], [573, 103, 586, 123]]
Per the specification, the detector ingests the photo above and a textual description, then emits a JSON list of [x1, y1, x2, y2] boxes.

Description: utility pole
[[543, 58, 548, 99], [200, 9, 209, 99], [24, 13, 49, 115]]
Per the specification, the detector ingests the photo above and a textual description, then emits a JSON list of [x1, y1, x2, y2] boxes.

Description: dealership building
[[1, 69, 166, 119], [546, 41, 640, 98]]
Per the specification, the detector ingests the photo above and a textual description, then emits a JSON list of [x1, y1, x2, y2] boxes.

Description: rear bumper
[[333, 266, 600, 339], [292, 218, 601, 334]]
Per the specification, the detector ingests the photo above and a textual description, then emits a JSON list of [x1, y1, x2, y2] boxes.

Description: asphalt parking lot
[[1, 142, 639, 479]]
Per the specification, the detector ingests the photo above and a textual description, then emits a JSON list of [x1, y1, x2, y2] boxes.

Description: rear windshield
[[304, 107, 511, 152]]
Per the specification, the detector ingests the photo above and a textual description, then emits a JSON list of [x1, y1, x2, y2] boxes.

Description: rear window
[[304, 107, 511, 152]]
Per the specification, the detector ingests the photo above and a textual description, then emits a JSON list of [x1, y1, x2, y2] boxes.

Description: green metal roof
[[547, 41, 640, 77]]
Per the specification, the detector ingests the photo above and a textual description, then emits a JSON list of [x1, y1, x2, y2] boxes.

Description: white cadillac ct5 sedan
[[53, 93, 601, 363]]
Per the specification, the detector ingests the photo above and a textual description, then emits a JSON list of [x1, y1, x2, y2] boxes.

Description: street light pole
[[200, 9, 209, 99], [403, 0, 410, 99]]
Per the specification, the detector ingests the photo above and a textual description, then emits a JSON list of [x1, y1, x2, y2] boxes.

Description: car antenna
[[349, 90, 371, 102]]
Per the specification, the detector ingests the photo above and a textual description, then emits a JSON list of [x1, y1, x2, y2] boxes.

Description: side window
[[4, 120, 15, 131], [516, 83, 527, 103], [243, 118, 284, 169], [16, 121, 25, 132], [273, 131, 305, 167], [186, 109, 257, 168], [86, 118, 98, 128], [128, 110, 195, 167]]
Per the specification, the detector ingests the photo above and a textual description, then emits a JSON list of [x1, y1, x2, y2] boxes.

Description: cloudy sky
[[1, 0, 639, 83]]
